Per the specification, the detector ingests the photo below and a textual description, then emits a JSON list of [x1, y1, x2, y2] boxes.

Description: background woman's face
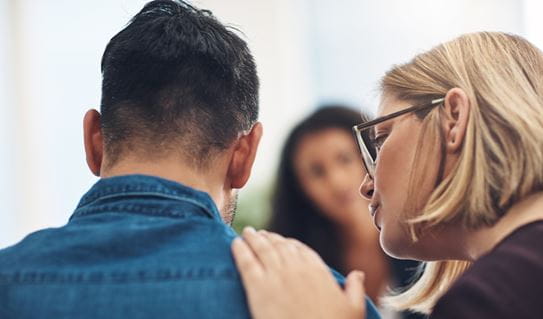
[[293, 128, 370, 226], [368, 96, 442, 259]]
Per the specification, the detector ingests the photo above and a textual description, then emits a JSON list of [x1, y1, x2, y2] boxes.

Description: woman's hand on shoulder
[[231, 227, 366, 319]]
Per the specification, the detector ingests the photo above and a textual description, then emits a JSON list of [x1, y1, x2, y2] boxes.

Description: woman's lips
[[369, 204, 378, 217], [369, 204, 381, 231]]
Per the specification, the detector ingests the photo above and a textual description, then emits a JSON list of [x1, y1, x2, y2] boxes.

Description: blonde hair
[[380, 32, 543, 313]]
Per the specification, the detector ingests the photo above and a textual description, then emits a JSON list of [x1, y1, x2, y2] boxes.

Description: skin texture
[[231, 87, 543, 318], [83, 108, 263, 225], [293, 128, 388, 300]]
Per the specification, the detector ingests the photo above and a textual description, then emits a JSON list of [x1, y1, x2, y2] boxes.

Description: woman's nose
[[359, 174, 374, 200]]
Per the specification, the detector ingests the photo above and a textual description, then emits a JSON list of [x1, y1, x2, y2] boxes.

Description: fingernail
[[243, 226, 256, 234], [357, 271, 365, 281]]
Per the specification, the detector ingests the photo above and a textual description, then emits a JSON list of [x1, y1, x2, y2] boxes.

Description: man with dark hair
[[0, 1, 261, 317]]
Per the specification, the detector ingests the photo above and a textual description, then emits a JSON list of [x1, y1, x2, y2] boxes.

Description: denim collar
[[70, 174, 223, 222]]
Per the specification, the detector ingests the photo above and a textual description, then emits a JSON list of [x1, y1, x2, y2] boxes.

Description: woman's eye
[[309, 165, 325, 178], [372, 134, 388, 151], [338, 152, 354, 165]]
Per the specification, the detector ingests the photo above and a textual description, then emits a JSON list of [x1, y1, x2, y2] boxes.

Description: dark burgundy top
[[431, 221, 543, 319]]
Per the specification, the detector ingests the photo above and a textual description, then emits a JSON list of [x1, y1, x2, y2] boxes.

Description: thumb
[[345, 271, 366, 311]]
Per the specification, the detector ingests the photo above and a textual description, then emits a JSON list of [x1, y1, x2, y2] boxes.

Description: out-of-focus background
[[0, 0, 542, 247]]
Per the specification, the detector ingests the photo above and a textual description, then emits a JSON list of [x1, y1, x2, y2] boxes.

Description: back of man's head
[[100, 0, 259, 168]]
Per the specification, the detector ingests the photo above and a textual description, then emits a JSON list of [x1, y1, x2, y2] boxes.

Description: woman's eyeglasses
[[352, 97, 445, 179]]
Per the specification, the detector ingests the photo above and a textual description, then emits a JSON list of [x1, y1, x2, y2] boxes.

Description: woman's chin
[[379, 227, 414, 259]]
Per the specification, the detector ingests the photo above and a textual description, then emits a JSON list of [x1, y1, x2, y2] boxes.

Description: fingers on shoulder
[[240, 227, 285, 269], [231, 237, 264, 281]]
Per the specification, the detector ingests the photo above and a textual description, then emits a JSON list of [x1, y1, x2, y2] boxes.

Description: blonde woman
[[231, 32, 543, 319]]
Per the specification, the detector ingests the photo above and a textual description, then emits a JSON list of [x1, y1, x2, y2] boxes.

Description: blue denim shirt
[[0, 175, 380, 319]]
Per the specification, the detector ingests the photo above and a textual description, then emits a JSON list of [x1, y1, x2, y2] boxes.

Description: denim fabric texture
[[0, 174, 380, 319]]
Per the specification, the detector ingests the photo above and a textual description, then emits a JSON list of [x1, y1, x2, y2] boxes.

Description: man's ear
[[227, 122, 263, 189], [83, 109, 104, 176], [442, 88, 470, 154]]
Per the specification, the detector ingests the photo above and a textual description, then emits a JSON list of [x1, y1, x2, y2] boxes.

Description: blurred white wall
[[0, 0, 541, 247], [523, 0, 543, 49], [305, 0, 524, 112], [0, 0, 17, 244]]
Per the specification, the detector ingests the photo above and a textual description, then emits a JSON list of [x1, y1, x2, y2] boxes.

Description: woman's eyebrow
[[374, 119, 392, 133]]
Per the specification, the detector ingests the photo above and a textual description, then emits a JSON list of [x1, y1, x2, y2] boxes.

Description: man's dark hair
[[100, 0, 258, 167]]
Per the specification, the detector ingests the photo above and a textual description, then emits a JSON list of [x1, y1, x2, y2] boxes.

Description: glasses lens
[[364, 128, 378, 161], [355, 127, 376, 177]]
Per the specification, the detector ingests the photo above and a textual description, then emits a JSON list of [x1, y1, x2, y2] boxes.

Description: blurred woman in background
[[268, 106, 422, 319], [268, 106, 389, 301]]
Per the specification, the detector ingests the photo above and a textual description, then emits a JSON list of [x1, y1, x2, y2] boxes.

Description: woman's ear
[[442, 88, 471, 154], [227, 122, 263, 189], [83, 109, 104, 176]]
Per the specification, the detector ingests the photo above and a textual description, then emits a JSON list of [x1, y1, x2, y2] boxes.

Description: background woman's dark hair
[[268, 105, 371, 274]]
